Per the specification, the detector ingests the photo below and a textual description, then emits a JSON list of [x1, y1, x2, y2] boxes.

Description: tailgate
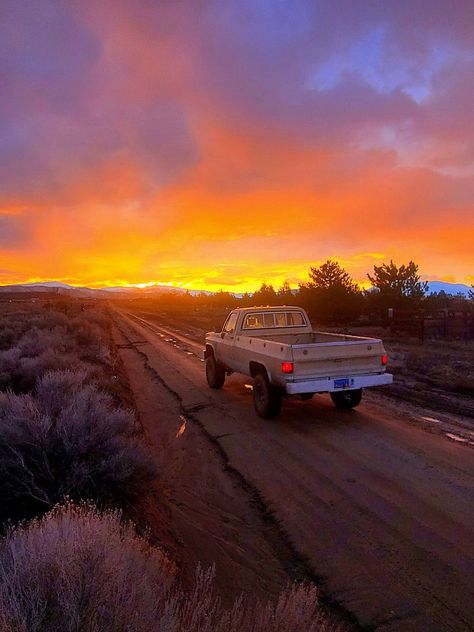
[[291, 339, 385, 378]]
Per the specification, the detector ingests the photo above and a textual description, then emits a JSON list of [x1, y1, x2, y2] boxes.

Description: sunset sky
[[1, 0, 473, 292]]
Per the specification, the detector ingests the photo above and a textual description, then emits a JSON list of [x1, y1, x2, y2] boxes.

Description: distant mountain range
[[425, 281, 471, 296], [0, 282, 210, 299], [0, 280, 471, 298]]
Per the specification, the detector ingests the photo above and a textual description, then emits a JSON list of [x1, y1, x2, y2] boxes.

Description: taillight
[[281, 362, 294, 374], [382, 354, 387, 366]]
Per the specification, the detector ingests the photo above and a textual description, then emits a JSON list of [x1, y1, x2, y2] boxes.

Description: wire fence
[[389, 307, 474, 341]]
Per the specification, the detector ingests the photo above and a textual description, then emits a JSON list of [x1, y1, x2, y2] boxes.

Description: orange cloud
[[0, 0, 472, 291]]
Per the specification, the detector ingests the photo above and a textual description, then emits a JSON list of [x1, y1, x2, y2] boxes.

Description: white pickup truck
[[205, 306, 392, 418]]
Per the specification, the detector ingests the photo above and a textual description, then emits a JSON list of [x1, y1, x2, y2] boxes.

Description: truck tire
[[206, 355, 225, 389], [253, 373, 281, 419], [330, 388, 362, 409]]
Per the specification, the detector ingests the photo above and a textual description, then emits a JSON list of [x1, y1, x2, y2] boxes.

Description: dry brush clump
[[0, 503, 175, 632], [0, 370, 155, 525], [0, 305, 113, 394], [0, 504, 336, 632]]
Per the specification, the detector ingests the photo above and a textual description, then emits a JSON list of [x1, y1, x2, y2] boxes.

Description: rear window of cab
[[243, 311, 306, 329]]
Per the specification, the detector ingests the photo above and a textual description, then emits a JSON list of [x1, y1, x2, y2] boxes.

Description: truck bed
[[254, 331, 373, 346], [237, 331, 384, 380]]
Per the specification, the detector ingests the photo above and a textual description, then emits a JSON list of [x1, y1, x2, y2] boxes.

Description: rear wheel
[[206, 354, 225, 389], [330, 388, 362, 409], [253, 373, 281, 419]]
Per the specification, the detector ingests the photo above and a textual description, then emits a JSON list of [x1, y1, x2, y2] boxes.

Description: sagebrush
[[0, 306, 111, 393], [0, 504, 337, 632], [0, 370, 154, 525]]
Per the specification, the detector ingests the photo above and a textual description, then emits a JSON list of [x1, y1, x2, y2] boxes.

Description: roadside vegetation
[[0, 299, 336, 631], [0, 504, 332, 632], [0, 302, 114, 394], [0, 301, 154, 525], [0, 369, 154, 525]]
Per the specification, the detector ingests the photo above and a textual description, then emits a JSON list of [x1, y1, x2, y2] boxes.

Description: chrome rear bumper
[[285, 373, 393, 395]]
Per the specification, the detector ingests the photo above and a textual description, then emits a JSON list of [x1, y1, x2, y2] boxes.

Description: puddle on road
[[445, 433, 469, 444], [421, 416, 442, 424], [176, 415, 187, 438]]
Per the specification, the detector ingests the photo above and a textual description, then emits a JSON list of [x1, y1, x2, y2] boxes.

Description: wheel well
[[204, 344, 215, 359], [249, 361, 268, 379]]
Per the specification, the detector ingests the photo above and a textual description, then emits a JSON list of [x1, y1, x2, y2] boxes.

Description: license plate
[[334, 378, 350, 389]]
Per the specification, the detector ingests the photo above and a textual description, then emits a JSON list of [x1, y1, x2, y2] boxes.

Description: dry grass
[[0, 504, 336, 632], [381, 338, 474, 416]]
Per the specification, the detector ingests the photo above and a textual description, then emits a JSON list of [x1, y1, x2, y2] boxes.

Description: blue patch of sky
[[306, 25, 454, 104]]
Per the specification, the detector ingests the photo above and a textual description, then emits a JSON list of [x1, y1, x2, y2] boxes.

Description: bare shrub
[[165, 568, 335, 632], [70, 313, 112, 366], [0, 370, 155, 524], [0, 307, 114, 395], [0, 327, 15, 351], [73, 319, 103, 348], [21, 350, 108, 393], [0, 503, 176, 632], [0, 348, 21, 375], [0, 505, 336, 632], [28, 310, 69, 332], [0, 310, 69, 353], [17, 326, 69, 358], [75, 307, 110, 331], [0, 345, 97, 396]]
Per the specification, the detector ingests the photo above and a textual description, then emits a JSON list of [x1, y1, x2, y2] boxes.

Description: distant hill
[[0, 282, 211, 299], [426, 281, 471, 297], [0, 283, 106, 298]]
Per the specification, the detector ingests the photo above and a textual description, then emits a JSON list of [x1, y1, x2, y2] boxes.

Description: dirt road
[[113, 309, 474, 632]]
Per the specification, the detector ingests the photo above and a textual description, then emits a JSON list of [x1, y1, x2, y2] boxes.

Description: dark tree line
[[248, 259, 436, 324], [123, 260, 473, 326]]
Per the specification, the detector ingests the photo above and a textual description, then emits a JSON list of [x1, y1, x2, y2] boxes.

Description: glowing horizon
[[8, 266, 470, 295], [1, 1, 473, 290]]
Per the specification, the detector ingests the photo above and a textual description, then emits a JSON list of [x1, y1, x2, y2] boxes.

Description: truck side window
[[224, 312, 238, 333]]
